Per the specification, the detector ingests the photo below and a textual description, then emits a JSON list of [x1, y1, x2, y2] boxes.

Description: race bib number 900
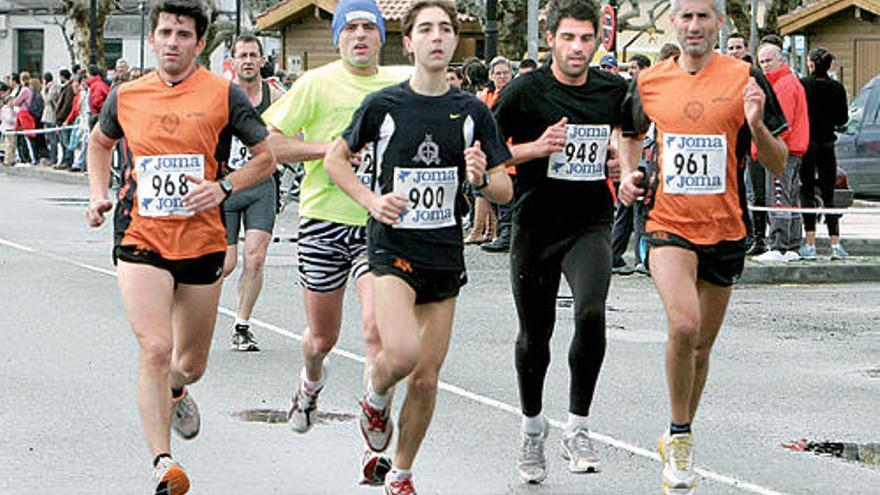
[[547, 124, 610, 181], [662, 133, 726, 195], [136, 154, 205, 218], [393, 167, 457, 230]]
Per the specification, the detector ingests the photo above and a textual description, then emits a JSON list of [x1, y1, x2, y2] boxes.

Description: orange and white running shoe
[[152, 457, 190, 495]]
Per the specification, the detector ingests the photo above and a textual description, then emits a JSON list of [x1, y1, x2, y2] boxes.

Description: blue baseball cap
[[332, 0, 386, 47], [600, 54, 618, 67]]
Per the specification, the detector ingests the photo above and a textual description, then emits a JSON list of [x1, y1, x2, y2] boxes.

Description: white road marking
[[1, 236, 789, 495]]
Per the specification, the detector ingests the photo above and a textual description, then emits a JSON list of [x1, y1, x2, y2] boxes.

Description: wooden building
[[256, 0, 484, 73], [779, 0, 880, 98]]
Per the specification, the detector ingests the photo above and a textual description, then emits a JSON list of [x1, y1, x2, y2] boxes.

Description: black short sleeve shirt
[[344, 81, 512, 271]]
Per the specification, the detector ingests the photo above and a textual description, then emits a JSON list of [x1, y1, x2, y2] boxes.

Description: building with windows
[[779, 0, 880, 97], [256, 0, 482, 73], [0, 0, 159, 76]]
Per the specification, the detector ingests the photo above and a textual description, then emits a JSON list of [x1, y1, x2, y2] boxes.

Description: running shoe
[[517, 418, 549, 483], [152, 457, 190, 495], [384, 476, 416, 495], [359, 396, 393, 452], [659, 431, 697, 494], [171, 389, 200, 440], [831, 244, 848, 260], [798, 244, 817, 261], [782, 250, 801, 262], [288, 381, 322, 434], [560, 427, 600, 473], [230, 323, 260, 352], [359, 449, 393, 486], [612, 264, 636, 276], [752, 249, 786, 262]]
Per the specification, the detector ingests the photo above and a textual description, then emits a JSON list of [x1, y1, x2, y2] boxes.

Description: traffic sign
[[601, 4, 616, 52]]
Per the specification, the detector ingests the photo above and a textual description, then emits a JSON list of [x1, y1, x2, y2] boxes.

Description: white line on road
[[2, 237, 788, 495]]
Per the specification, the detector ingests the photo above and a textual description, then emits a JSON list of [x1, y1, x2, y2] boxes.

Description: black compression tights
[[511, 224, 611, 417]]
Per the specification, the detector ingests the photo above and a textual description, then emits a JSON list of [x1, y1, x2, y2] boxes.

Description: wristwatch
[[218, 179, 234, 197], [475, 171, 490, 190]]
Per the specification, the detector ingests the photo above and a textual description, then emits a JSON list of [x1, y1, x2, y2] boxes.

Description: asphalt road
[[1, 173, 878, 494]]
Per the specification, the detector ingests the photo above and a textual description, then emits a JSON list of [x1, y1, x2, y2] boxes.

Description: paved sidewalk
[[3, 163, 879, 283]]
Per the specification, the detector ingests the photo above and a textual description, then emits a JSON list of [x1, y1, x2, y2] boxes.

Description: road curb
[[0, 164, 89, 185], [740, 259, 880, 284]]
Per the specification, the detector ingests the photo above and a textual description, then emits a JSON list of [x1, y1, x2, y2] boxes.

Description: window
[[105, 39, 123, 70], [17, 29, 43, 75]]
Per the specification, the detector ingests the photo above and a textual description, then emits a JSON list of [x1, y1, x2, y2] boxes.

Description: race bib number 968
[[136, 154, 205, 218], [662, 133, 726, 195], [393, 167, 457, 230], [547, 124, 610, 181]]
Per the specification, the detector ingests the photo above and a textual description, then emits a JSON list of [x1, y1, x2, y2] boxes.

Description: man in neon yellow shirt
[[262, 0, 408, 485]]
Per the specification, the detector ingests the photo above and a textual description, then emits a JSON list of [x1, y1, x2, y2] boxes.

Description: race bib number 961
[[393, 167, 457, 230], [136, 154, 205, 218], [662, 133, 726, 195], [548, 124, 610, 181]]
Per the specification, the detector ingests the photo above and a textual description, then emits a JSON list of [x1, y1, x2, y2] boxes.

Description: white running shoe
[[359, 396, 393, 452], [753, 249, 786, 262], [152, 457, 190, 495], [782, 250, 801, 262], [171, 389, 200, 440], [659, 431, 697, 494], [560, 427, 600, 473], [384, 475, 417, 495], [288, 381, 322, 433], [517, 418, 549, 483]]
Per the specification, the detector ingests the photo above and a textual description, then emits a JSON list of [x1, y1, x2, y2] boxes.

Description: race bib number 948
[[136, 154, 205, 218], [393, 167, 457, 230], [547, 124, 610, 181], [662, 133, 726, 195]]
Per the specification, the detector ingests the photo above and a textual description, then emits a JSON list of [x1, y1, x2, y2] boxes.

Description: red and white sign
[[601, 4, 616, 52]]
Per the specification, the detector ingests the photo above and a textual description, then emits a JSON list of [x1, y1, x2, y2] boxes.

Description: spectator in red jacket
[[752, 41, 809, 263], [85, 65, 109, 128]]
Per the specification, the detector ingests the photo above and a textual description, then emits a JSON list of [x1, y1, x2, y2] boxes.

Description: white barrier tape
[[1, 125, 80, 136], [748, 205, 880, 214]]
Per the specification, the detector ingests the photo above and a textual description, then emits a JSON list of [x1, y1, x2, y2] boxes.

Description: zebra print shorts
[[297, 217, 369, 292]]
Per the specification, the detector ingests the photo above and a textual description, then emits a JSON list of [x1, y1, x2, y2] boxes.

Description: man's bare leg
[[236, 229, 271, 321], [649, 246, 700, 425], [688, 280, 732, 420], [394, 297, 455, 470], [118, 261, 175, 457]]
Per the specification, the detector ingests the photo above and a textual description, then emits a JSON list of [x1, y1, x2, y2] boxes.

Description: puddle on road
[[45, 197, 90, 207], [236, 409, 356, 425], [863, 367, 880, 379], [783, 439, 880, 468]]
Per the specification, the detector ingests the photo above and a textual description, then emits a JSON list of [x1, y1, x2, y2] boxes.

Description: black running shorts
[[644, 231, 747, 287], [114, 245, 225, 286], [370, 255, 467, 305]]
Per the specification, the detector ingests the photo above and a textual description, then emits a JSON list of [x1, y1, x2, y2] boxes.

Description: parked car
[[835, 73, 880, 197]]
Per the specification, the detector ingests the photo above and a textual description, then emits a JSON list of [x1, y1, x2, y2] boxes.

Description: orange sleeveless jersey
[[115, 68, 231, 259], [636, 56, 750, 245]]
